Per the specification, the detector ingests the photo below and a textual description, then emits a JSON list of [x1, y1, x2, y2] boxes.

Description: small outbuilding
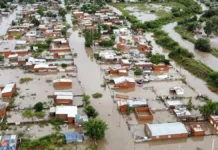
[[0, 83, 16, 98], [53, 79, 72, 88], [190, 124, 205, 136]]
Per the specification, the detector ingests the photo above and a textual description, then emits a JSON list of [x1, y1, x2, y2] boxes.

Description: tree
[[33, 102, 43, 112], [187, 98, 192, 111], [200, 100, 218, 119], [195, 38, 211, 52], [72, 19, 78, 25], [150, 54, 169, 65], [61, 27, 67, 38], [61, 63, 68, 68], [84, 105, 98, 118], [45, 38, 52, 46], [58, 8, 67, 17], [83, 118, 108, 140], [0, 55, 4, 61], [204, 20, 213, 36], [31, 17, 40, 26], [84, 31, 93, 47]]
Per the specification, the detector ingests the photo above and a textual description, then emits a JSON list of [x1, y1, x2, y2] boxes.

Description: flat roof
[[147, 122, 188, 136], [54, 91, 73, 96], [56, 95, 73, 100], [1, 83, 15, 94], [56, 106, 77, 117], [0, 40, 16, 52], [53, 79, 72, 83]]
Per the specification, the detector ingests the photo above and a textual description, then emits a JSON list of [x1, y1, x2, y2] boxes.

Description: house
[[117, 98, 147, 113], [135, 62, 153, 69], [153, 64, 169, 71], [34, 63, 58, 72], [0, 135, 18, 150], [73, 12, 84, 19], [137, 40, 150, 53], [50, 38, 71, 53], [54, 91, 73, 105], [113, 76, 135, 89], [53, 79, 72, 88], [209, 115, 218, 134], [0, 83, 16, 98], [0, 104, 6, 117], [99, 51, 116, 61], [0, 40, 16, 57], [109, 66, 128, 76], [165, 100, 183, 109], [8, 54, 18, 62], [120, 59, 131, 67], [135, 107, 153, 121], [144, 122, 188, 141], [190, 124, 205, 136], [50, 106, 78, 123]]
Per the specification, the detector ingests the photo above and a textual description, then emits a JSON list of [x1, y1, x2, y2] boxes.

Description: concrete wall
[[54, 82, 72, 88], [55, 99, 72, 105], [0, 106, 6, 117], [115, 81, 135, 89], [135, 107, 153, 121]]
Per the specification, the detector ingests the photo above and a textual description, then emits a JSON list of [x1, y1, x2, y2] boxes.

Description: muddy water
[[62, 5, 218, 150], [0, 6, 22, 36], [162, 22, 218, 72], [125, 6, 157, 22]]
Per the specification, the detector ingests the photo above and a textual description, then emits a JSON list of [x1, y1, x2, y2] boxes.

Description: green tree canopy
[[84, 105, 98, 118], [195, 38, 211, 52], [83, 118, 108, 140], [33, 102, 43, 112]]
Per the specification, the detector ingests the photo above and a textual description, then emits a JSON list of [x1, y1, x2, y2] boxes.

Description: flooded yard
[[0, 68, 83, 109]]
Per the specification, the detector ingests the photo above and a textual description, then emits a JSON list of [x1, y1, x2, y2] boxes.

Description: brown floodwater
[[68, 19, 218, 150], [65, 3, 218, 150], [0, 5, 22, 36], [162, 22, 218, 72]]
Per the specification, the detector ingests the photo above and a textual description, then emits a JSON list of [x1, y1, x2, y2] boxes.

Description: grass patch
[[22, 110, 45, 118], [92, 93, 103, 99], [20, 133, 66, 150], [211, 49, 218, 58], [20, 77, 33, 84]]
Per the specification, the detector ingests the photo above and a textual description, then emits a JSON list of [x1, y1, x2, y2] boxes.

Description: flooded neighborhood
[[0, 0, 218, 150]]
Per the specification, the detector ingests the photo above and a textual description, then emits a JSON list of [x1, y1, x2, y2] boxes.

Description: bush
[[84, 105, 98, 118], [20, 78, 33, 84], [92, 93, 102, 99], [99, 40, 114, 47], [72, 19, 78, 25], [74, 53, 78, 57], [33, 102, 43, 112], [195, 38, 211, 52], [134, 69, 143, 75], [61, 63, 68, 68], [83, 95, 90, 106], [22, 110, 33, 118]]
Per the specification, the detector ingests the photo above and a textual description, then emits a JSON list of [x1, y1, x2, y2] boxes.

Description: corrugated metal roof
[[147, 122, 188, 136]]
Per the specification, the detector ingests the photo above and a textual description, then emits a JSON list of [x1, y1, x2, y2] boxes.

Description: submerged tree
[[83, 118, 108, 140]]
